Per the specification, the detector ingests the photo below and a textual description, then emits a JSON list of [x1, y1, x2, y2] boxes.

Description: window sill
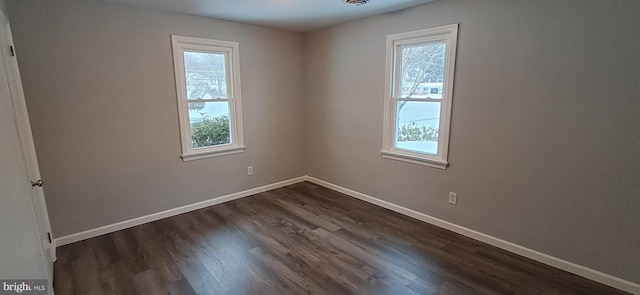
[[381, 150, 448, 169], [181, 146, 245, 161]]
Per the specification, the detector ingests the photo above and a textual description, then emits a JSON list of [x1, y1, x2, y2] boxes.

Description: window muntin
[[382, 25, 458, 169], [172, 36, 244, 160]]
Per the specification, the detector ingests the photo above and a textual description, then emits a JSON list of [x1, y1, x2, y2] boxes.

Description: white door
[[0, 7, 54, 288]]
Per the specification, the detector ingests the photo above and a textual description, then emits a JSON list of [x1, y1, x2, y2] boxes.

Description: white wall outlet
[[448, 192, 457, 205], [247, 166, 253, 175]]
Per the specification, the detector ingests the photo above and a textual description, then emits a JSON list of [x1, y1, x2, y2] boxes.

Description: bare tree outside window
[[400, 43, 445, 104]]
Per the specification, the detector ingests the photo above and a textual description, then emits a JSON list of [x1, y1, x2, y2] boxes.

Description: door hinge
[[31, 179, 43, 188], [47, 232, 52, 244], [9, 45, 15, 57]]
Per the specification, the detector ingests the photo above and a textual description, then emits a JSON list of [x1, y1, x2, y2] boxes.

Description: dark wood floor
[[54, 181, 629, 295]]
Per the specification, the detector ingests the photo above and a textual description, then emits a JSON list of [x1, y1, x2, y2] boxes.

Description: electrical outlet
[[247, 166, 253, 175], [448, 192, 457, 205]]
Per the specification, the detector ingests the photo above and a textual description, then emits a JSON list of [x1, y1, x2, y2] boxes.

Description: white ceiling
[[93, 0, 436, 32]]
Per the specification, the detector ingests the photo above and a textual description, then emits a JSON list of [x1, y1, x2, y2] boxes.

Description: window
[[171, 35, 245, 161], [382, 24, 458, 169]]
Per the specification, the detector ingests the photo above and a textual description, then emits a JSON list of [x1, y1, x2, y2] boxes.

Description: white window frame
[[381, 24, 458, 169], [171, 35, 245, 161]]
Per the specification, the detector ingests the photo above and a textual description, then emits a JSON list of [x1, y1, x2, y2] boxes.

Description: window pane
[[188, 101, 231, 148], [395, 101, 440, 155], [399, 42, 446, 99], [184, 51, 228, 99]]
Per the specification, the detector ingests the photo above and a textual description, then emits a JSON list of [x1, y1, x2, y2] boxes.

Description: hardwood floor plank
[[112, 230, 150, 274], [165, 278, 197, 295], [53, 244, 74, 295], [131, 268, 168, 295], [54, 182, 631, 295], [99, 262, 136, 295], [69, 240, 104, 295], [132, 223, 184, 283]]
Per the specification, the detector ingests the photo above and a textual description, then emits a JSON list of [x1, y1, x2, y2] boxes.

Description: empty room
[[0, 0, 638, 294]]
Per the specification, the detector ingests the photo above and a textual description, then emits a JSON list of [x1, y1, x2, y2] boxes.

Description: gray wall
[[7, 0, 305, 237], [303, 0, 640, 283], [7, 0, 640, 285]]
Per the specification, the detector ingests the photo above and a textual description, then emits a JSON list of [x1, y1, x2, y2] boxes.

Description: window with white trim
[[171, 35, 245, 161], [382, 24, 458, 169]]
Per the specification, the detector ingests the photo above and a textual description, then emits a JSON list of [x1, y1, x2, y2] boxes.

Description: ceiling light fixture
[[344, 0, 369, 6]]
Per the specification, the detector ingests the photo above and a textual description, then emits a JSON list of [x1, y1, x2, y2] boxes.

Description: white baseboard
[[304, 176, 640, 295], [54, 176, 307, 247]]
